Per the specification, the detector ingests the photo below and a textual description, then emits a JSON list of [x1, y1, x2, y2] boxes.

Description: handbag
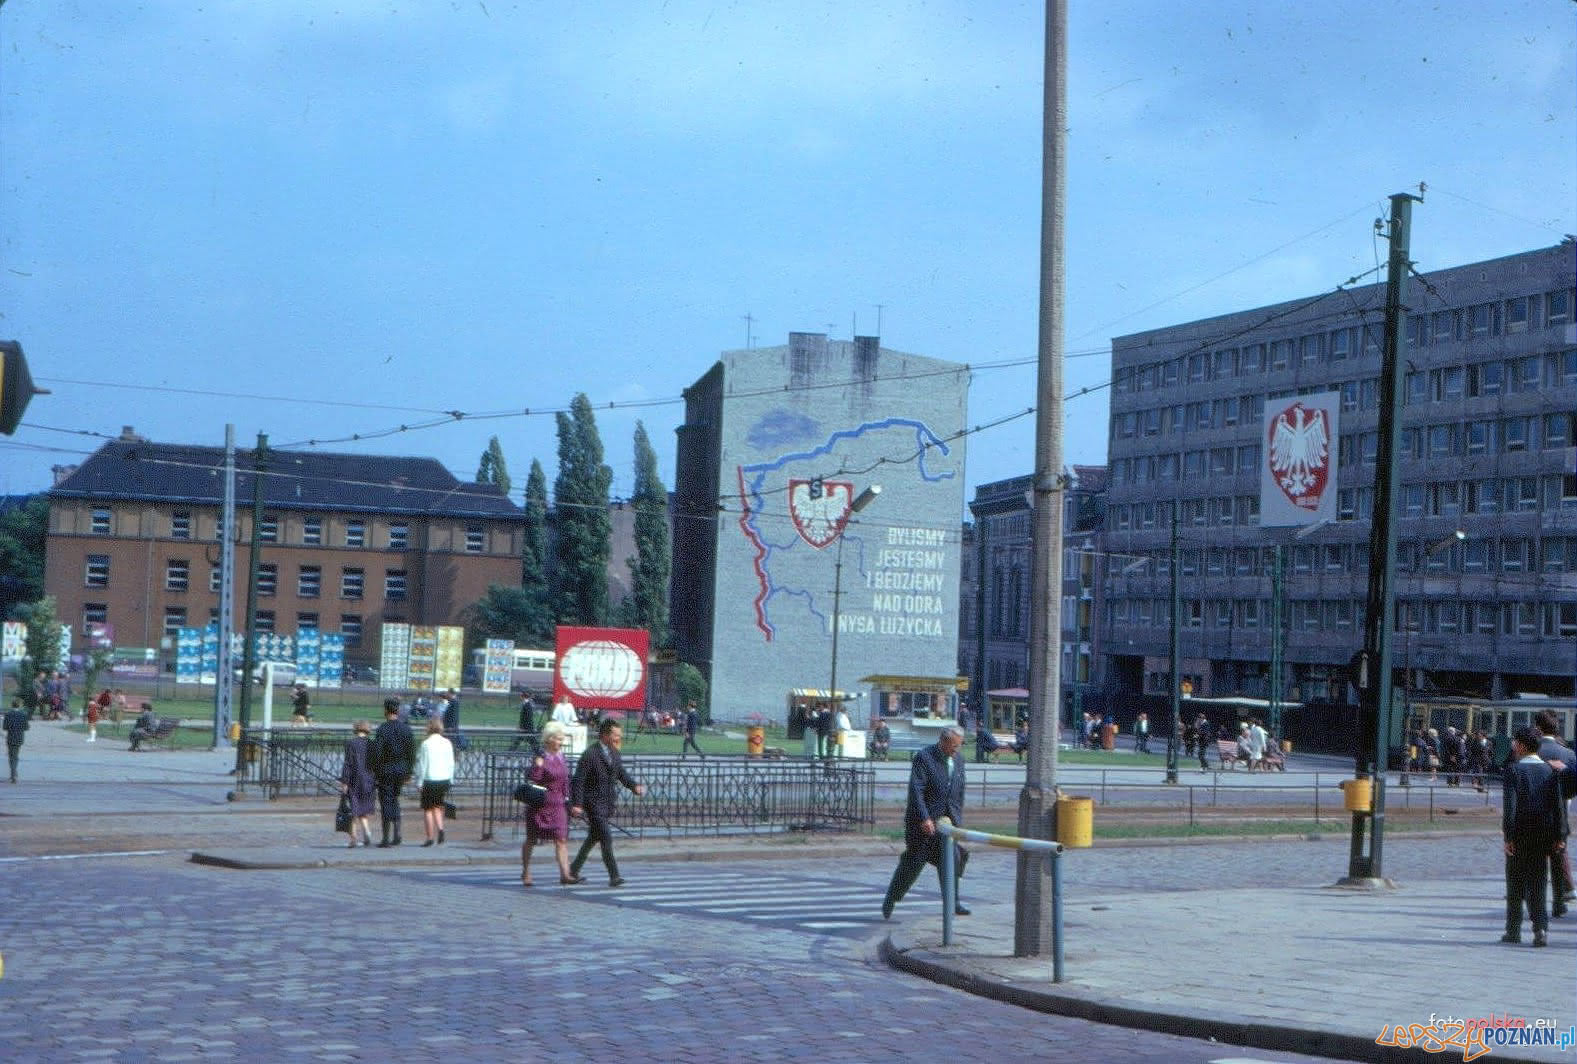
[[334, 794, 352, 833], [512, 781, 548, 809]]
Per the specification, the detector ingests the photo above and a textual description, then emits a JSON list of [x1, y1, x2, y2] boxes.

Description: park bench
[[1215, 738, 1285, 771], [133, 717, 181, 751]]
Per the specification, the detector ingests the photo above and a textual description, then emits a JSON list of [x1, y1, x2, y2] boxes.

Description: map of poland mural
[[735, 415, 955, 642]]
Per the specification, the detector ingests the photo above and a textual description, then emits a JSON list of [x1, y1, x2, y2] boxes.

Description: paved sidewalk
[[8, 716, 1571, 1063], [885, 862, 1574, 1064]]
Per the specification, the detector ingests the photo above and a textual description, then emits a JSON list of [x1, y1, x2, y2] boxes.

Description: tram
[[1405, 694, 1575, 747]]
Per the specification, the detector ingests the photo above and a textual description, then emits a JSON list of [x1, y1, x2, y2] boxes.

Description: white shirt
[[551, 699, 578, 726], [413, 733, 455, 784], [835, 710, 852, 733]]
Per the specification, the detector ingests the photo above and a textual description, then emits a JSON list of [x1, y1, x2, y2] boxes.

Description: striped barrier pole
[[938, 818, 1067, 981]]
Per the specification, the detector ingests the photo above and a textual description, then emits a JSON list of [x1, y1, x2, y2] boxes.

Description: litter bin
[[228, 722, 243, 743], [1056, 795, 1094, 848], [1100, 724, 1115, 751], [1280, 739, 1292, 754], [1339, 778, 1372, 812], [747, 725, 765, 757]]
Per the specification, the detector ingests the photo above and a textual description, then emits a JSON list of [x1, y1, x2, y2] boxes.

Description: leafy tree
[[465, 584, 554, 647], [674, 662, 709, 724], [80, 645, 115, 711], [12, 595, 60, 715], [521, 459, 552, 634], [476, 435, 512, 496], [553, 394, 612, 626], [0, 497, 48, 621], [623, 421, 671, 646]]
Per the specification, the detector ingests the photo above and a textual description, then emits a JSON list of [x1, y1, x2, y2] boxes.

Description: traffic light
[[0, 341, 44, 435]]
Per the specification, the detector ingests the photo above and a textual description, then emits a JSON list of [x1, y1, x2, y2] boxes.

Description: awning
[[860, 674, 969, 691], [789, 688, 856, 701], [987, 688, 1030, 699]]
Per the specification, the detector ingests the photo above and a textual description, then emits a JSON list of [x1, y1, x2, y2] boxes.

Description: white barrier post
[[938, 818, 1067, 981]]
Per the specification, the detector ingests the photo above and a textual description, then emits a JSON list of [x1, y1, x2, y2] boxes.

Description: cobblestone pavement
[[0, 851, 1361, 1063]]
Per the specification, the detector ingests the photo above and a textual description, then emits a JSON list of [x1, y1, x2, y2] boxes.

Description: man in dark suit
[[882, 727, 969, 919], [1533, 709, 1575, 916], [1502, 726, 1566, 947], [369, 698, 416, 847], [569, 719, 645, 887]]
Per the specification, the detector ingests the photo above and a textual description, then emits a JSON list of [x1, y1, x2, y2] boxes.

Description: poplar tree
[[475, 435, 512, 496], [519, 459, 553, 642], [553, 395, 612, 626], [624, 421, 671, 646]]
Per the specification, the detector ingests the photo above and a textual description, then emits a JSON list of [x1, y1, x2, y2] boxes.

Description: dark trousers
[[375, 775, 406, 825], [682, 735, 705, 757], [1506, 841, 1552, 934], [883, 838, 964, 909], [6, 742, 19, 781], [571, 812, 619, 881], [1550, 843, 1573, 903], [1136, 732, 1149, 754]]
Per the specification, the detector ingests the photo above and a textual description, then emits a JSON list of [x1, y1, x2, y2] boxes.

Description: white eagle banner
[[1260, 391, 1339, 527]]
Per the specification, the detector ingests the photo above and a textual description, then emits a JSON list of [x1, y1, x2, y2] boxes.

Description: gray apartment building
[[670, 332, 969, 735], [1102, 241, 1576, 707], [960, 466, 1107, 734]]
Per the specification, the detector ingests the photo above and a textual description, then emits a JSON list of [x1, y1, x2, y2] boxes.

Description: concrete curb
[[877, 934, 1546, 1064]]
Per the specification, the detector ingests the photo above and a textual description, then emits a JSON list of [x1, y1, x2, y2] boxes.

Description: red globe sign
[[553, 626, 650, 710]]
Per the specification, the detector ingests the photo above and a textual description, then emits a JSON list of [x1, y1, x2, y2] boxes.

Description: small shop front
[[862, 674, 968, 743]]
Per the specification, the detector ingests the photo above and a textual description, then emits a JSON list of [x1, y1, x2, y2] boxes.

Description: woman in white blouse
[[413, 717, 456, 846]]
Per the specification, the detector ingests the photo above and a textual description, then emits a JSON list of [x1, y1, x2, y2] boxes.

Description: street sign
[[0, 341, 45, 435]]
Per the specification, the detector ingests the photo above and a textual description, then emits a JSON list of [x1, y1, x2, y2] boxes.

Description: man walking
[[1134, 711, 1150, 754], [1194, 713, 1213, 770], [680, 701, 705, 759], [3, 697, 29, 783], [882, 726, 969, 919], [569, 719, 645, 887], [1534, 709, 1575, 916], [1501, 726, 1566, 947], [369, 698, 416, 847]]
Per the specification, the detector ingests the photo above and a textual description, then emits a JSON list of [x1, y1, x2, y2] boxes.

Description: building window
[[465, 525, 484, 553], [90, 508, 112, 534], [341, 567, 364, 599], [385, 569, 407, 601], [340, 614, 363, 647], [1239, 344, 1263, 373], [297, 612, 319, 632], [171, 512, 191, 539], [85, 555, 110, 588], [303, 516, 322, 545], [1505, 296, 1530, 332], [1545, 603, 1577, 639], [1547, 289, 1572, 325], [210, 566, 222, 592], [1543, 413, 1573, 450], [257, 563, 277, 597], [345, 520, 366, 548], [166, 559, 190, 592], [389, 522, 409, 550], [163, 607, 187, 638], [83, 603, 107, 627], [1502, 417, 1529, 452], [1467, 361, 1502, 397], [259, 514, 279, 543], [255, 610, 275, 634], [298, 565, 321, 598], [1505, 477, 1539, 513], [1329, 328, 1351, 360]]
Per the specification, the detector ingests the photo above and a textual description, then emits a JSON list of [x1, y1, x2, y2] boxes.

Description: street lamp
[[828, 485, 881, 725]]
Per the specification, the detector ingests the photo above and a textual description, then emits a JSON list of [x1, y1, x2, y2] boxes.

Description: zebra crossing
[[388, 863, 945, 937]]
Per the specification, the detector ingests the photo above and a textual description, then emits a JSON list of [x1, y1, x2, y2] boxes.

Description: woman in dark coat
[[520, 722, 575, 886], [339, 720, 377, 847]]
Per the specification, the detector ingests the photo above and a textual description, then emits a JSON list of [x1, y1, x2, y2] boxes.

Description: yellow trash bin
[[1280, 739, 1292, 754], [1339, 778, 1372, 812], [746, 725, 765, 757], [228, 722, 243, 742], [1056, 795, 1094, 848]]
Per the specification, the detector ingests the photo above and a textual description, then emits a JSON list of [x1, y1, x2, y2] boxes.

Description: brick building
[[44, 436, 523, 667]]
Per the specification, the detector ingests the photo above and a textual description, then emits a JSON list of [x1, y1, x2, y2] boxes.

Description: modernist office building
[[670, 333, 969, 731], [1102, 242, 1576, 705]]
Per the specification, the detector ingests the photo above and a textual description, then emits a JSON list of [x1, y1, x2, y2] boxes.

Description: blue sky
[[3, 1, 1573, 509]]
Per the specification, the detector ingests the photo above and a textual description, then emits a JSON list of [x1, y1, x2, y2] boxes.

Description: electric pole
[[1347, 189, 1421, 884], [1015, 0, 1067, 959]]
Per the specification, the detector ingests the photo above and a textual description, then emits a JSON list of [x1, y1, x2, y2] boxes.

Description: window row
[[1109, 596, 1577, 638], [1109, 496, 1262, 531], [87, 559, 408, 601], [85, 511, 491, 554], [1102, 536, 1577, 579], [1110, 445, 1264, 485], [1399, 474, 1577, 518], [1111, 290, 1573, 396], [99, 605, 376, 647], [1401, 412, 1576, 458]]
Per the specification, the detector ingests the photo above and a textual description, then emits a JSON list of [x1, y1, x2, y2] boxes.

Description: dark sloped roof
[[49, 440, 522, 520]]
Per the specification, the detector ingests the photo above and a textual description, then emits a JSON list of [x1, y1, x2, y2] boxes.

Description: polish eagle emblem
[[1267, 402, 1330, 509], [788, 478, 854, 548]]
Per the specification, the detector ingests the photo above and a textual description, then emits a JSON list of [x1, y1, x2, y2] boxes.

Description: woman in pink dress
[[521, 723, 575, 886]]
